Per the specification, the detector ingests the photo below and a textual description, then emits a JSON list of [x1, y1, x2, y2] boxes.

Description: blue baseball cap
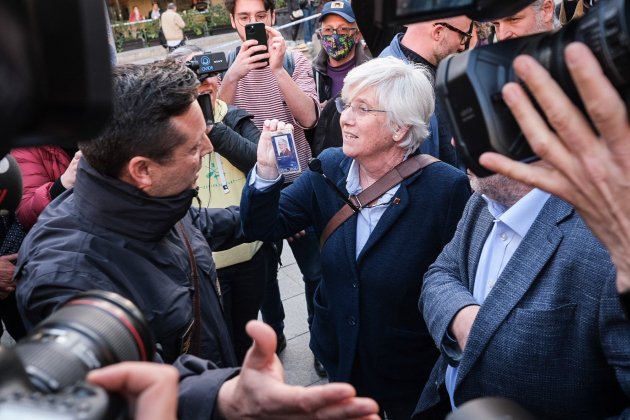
[[319, 1, 356, 23]]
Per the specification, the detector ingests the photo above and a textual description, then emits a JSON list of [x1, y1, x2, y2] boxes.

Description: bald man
[[380, 16, 472, 169]]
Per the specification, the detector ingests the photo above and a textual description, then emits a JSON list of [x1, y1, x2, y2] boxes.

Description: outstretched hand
[[479, 42, 630, 293], [217, 320, 380, 419]]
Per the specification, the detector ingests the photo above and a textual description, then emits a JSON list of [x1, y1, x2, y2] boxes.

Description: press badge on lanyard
[[214, 153, 230, 194]]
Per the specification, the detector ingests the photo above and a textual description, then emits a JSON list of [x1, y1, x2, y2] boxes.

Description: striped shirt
[[229, 50, 318, 183]]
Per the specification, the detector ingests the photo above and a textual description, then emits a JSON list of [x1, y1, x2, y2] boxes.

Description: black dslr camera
[[185, 51, 229, 126], [0, 291, 155, 420], [436, 0, 629, 176]]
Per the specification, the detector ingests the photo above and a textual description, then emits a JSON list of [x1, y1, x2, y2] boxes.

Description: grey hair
[[341, 56, 435, 155], [169, 45, 204, 63], [531, 0, 561, 28], [167, 2, 176, 10]]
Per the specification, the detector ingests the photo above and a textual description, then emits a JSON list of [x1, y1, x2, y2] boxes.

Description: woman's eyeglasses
[[433, 22, 473, 46], [335, 98, 387, 118]]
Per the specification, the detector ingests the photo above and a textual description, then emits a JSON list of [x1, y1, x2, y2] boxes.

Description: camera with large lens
[[436, 0, 630, 176], [0, 291, 155, 419], [185, 51, 228, 82]]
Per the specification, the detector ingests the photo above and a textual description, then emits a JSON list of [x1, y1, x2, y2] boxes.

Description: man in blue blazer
[[414, 169, 630, 418]]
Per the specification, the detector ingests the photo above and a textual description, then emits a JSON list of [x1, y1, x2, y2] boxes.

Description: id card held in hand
[[270, 128, 301, 175]]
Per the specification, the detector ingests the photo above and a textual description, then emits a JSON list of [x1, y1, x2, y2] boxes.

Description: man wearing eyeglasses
[[220, 0, 318, 167], [312, 1, 369, 105], [379, 16, 471, 169], [309, 1, 372, 159]]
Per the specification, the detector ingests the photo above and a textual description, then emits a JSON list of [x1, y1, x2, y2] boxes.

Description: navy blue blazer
[[241, 148, 470, 403], [415, 193, 630, 419]]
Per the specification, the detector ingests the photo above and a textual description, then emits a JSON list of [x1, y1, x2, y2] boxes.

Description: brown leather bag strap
[[319, 154, 439, 248], [176, 221, 203, 357]]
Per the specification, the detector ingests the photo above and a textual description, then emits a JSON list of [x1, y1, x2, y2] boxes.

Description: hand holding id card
[[270, 128, 301, 175]]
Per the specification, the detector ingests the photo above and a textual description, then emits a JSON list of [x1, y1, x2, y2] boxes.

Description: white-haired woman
[[241, 56, 470, 419]]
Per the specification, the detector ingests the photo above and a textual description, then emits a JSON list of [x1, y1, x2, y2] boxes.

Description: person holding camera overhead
[[414, 1, 630, 418], [240, 56, 470, 419]]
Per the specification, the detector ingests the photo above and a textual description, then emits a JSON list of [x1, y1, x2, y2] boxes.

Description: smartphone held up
[[245, 22, 268, 65]]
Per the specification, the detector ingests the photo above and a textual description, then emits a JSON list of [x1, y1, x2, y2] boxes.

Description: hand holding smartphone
[[245, 22, 268, 65]]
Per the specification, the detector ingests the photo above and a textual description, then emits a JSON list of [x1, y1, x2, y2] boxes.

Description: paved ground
[[274, 242, 328, 387]]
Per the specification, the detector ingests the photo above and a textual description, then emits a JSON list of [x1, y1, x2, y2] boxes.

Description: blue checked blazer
[[414, 193, 630, 419]]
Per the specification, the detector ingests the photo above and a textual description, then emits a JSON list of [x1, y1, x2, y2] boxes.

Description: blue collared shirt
[[345, 160, 400, 258], [250, 160, 400, 259], [445, 188, 551, 409]]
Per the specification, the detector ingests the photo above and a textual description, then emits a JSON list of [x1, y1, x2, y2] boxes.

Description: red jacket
[[11, 146, 71, 230]]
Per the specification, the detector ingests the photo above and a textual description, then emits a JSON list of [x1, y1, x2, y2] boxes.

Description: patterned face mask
[[320, 33, 356, 61]]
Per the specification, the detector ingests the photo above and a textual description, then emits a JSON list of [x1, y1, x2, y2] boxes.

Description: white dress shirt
[[445, 188, 551, 409]]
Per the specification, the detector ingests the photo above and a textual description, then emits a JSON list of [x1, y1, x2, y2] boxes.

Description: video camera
[[437, 0, 629, 176], [0, 291, 155, 420], [184, 51, 228, 82], [358, 0, 629, 176], [184, 51, 228, 126]]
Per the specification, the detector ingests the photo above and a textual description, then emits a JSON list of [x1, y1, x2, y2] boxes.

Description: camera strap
[[176, 221, 204, 357], [319, 154, 439, 248]]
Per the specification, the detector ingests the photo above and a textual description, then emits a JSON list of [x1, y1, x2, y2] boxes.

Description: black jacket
[[310, 92, 342, 157], [16, 159, 245, 366], [209, 104, 260, 173]]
